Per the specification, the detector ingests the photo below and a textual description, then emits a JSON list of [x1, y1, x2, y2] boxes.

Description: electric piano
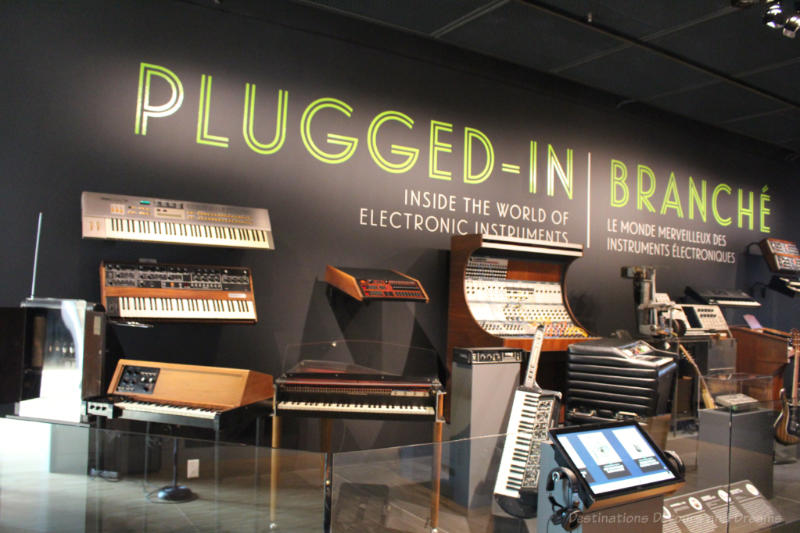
[[100, 261, 257, 323], [81, 191, 274, 249], [275, 360, 443, 421], [87, 359, 274, 431], [272, 358, 445, 532]]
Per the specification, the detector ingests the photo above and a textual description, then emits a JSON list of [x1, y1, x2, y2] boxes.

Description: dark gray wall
[[1, 0, 798, 450]]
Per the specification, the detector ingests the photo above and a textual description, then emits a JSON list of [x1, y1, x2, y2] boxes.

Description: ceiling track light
[[764, 0, 786, 29], [784, 11, 800, 37]]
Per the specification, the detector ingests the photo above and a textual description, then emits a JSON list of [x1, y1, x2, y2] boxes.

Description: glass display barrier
[[0, 416, 324, 532], [2, 405, 800, 532], [332, 406, 800, 533]]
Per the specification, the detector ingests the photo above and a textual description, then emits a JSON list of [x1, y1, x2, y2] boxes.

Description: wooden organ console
[[446, 234, 595, 419], [271, 360, 445, 532]]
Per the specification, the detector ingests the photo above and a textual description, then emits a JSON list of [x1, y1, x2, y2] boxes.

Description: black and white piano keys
[[105, 218, 272, 249], [109, 296, 255, 321]]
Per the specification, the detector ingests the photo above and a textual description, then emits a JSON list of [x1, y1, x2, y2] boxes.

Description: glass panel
[[3, 410, 799, 531], [0, 417, 324, 532]]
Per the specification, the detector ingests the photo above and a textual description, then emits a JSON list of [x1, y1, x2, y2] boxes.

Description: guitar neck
[[791, 329, 799, 404], [522, 326, 545, 389]]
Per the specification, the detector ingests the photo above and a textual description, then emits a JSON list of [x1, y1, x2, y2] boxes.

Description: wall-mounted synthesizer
[[760, 238, 800, 274], [325, 266, 429, 302], [100, 261, 257, 323], [81, 191, 274, 250]]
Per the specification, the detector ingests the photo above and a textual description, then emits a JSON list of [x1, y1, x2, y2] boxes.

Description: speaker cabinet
[[0, 307, 43, 403]]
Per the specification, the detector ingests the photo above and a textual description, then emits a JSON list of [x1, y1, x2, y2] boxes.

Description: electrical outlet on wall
[[187, 458, 200, 479]]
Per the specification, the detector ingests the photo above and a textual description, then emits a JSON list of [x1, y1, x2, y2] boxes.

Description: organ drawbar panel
[[81, 191, 274, 249], [100, 261, 257, 323]]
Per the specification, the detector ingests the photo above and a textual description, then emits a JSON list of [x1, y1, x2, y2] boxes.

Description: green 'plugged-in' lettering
[[367, 111, 419, 173], [738, 189, 754, 230], [760, 186, 771, 233], [547, 144, 573, 199], [300, 97, 358, 164], [712, 183, 732, 226], [463, 127, 494, 184], [429, 120, 453, 181], [196, 74, 229, 148], [688, 177, 707, 222], [243, 84, 288, 155], [660, 172, 684, 218], [610, 159, 628, 207], [132, 61, 778, 236], [529, 141, 538, 194], [135, 63, 184, 136], [637, 165, 656, 213]]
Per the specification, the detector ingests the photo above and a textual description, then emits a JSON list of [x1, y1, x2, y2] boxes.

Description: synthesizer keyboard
[[101, 261, 257, 323], [81, 191, 274, 249], [86, 359, 274, 430], [114, 400, 219, 420], [492, 326, 560, 517], [494, 391, 559, 499]]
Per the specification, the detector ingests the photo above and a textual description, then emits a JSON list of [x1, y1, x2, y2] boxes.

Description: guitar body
[[775, 328, 800, 445], [775, 388, 800, 445]]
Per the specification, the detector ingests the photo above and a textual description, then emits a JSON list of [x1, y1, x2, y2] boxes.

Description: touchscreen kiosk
[[550, 420, 683, 511]]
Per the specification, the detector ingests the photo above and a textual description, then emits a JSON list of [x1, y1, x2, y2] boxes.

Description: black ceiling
[[293, 0, 800, 159]]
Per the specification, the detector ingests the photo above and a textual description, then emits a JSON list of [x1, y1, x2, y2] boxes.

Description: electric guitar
[[775, 328, 800, 445]]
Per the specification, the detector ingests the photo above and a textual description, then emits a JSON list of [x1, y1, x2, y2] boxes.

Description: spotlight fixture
[[764, 0, 785, 28], [784, 11, 800, 37]]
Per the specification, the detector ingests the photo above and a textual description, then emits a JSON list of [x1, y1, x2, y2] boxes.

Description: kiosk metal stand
[[537, 442, 665, 533]]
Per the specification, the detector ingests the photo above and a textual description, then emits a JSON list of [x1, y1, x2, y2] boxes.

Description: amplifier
[[453, 347, 524, 365]]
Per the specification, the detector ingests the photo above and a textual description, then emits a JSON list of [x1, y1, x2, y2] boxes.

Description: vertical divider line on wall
[[587, 152, 592, 249]]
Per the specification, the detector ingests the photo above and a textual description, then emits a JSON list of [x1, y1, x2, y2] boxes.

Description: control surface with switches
[[465, 256, 587, 339], [114, 365, 160, 394], [453, 347, 524, 365]]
